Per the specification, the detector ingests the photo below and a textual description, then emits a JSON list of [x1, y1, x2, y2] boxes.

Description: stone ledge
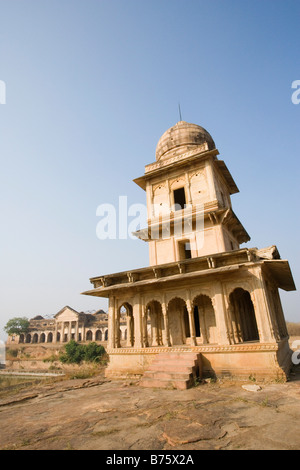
[[107, 341, 283, 355]]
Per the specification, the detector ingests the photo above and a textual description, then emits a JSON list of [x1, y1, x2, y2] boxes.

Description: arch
[[32, 333, 38, 344], [56, 332, 61, 342], [104, 329, 108, 341], [86, 330, 93, 341], [119, 302, 134, 347], [19, 334, 25, 344], [39, 333, 46, 343], [183, 307, 190, 338], [192, 294, 217, 344], [229, 288, 259, 343], [167, 297, 187, 345], [95, 329, 102, 341], [47, 332, 53, 343], [25, 334, 31, 344], [146, 300, 163, 347]]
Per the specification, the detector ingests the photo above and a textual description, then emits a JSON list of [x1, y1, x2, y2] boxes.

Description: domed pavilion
[[82, 120, 296, 387]]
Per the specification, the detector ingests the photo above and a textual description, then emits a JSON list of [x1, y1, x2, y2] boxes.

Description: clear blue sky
[[0, 0, 299, 340]]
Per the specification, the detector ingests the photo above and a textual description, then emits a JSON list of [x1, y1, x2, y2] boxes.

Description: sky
[[0, 0, 299, 341]]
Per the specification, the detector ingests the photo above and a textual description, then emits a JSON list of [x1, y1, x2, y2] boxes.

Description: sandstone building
[[82, 120, 296, 387], [7, 306, 126, 345]]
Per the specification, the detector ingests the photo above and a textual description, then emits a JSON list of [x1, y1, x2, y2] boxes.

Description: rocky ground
[[0, 365, 300, 451]]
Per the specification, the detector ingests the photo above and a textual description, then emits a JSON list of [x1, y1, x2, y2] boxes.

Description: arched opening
[[193, 294, 217, 344], [86, 330, 93, 341], [19, 334, 25, 344], [193, 306, 201, 337], [167, 297, 187, 345], [25, 334, 31, 344], [104, 329, 108, 341], [47, 332, 53, 343], [183, 307, 190, 337], [120, 303, 134, 347], [56, 332, 61, 342], [39, 333, 46, 343], [229, 288, 259, 343], [146, 300, 163, 347], [95, 330, 102, 341], [32, 333, 38, 344]]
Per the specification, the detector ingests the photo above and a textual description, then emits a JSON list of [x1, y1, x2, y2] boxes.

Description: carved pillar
[[161, 303, 171, 347], [249, 266, 276, 343], [108, 296, 116, 349], [115, 307, 121, 348], [198, 305, 208, 344], [142, 306, 149, 348], [126, 312, 132, 347], [151, 310, 159, 346], [212, 283, 231, 345], [186, 298, 196, 346], [133, 296, 143, 348]]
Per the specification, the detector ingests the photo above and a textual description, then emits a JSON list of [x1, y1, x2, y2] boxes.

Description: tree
[[4, 317, 30, 336]]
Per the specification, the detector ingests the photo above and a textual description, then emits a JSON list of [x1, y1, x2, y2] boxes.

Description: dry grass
[[286, 322, 300, 337]]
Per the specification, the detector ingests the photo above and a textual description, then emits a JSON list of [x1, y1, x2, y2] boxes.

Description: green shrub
[[59, 340, 106, 364], [83, 342, 106, 363], [7, 348, 19, 358]]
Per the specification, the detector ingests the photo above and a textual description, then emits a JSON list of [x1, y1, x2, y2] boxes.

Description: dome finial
[[178, 102, 182, 122]]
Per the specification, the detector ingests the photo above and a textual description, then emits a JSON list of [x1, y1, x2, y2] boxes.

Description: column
[[115, 308, 121, 348], [126, 312, 132, 347], [60, 322, 65, 343], [133, 296, 143, 348], [161, 303, 171, 347], [186, 298, 197, 346], [151, 310, 159, 346], [67, 322, 72, 342], [107, 296, 116, 349], [198, 306, 208, 343], [54, 322, 58, 344], [75, 321, 79, 341], [142, 304, 149, 348], [211, 283, 231, 345]]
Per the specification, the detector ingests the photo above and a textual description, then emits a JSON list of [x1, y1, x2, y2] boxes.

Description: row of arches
[[18, 329, 109, 344], [116, 288, 259, 348]]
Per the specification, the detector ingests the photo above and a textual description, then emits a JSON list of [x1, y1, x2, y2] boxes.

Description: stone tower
[[83, 120, 295, 385], [133, 121, 250, 266]]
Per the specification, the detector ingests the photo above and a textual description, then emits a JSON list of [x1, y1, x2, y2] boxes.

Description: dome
[[156, 121, 215, 161]]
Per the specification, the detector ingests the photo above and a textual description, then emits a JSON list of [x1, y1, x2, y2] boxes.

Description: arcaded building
[[7, 306, 126, 345], [83, 121, 296, 387]]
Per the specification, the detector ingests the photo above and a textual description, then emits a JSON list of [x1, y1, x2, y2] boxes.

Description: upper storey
[[133, 121, 250, 265], [134, 120, 240, 217]]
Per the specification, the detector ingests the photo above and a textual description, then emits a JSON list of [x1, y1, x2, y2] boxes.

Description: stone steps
[[140, 352, 202, 390]]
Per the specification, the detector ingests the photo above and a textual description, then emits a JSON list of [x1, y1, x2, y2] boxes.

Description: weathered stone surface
[[0, 366, 300, 450], [242, 384, 262, 392], [162, 419, 225, 446]]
